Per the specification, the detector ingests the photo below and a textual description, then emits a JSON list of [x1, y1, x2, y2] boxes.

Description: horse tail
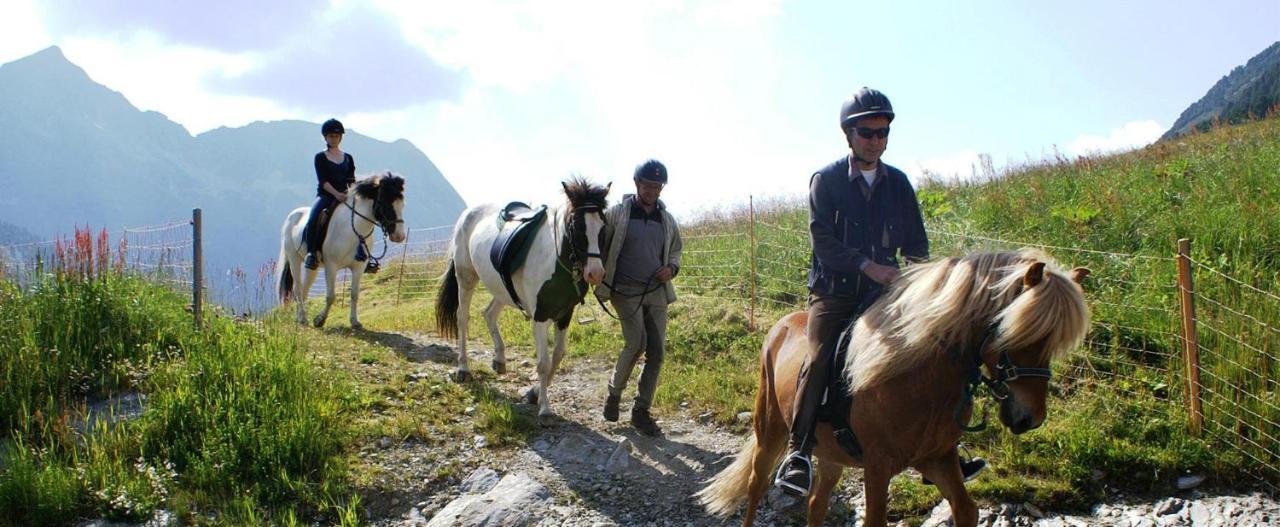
[[276, 225, 294, 304], [696, 317, 792, 517], [696, 433, 759, 517], [435, 259, 460, 339]]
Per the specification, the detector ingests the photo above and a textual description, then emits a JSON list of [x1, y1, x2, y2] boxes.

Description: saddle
[[308, 200, 343, 255], [489, 201, 549, 310], [817, 320, 864, 460]]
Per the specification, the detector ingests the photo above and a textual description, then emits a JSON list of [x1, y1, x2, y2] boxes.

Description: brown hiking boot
[[603, 394, 620, 422], [630, 408, 662, 437]]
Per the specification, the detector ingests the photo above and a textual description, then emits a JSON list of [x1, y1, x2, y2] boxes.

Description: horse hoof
[[537, 412, 556, 427], [351, 322, 364, 331], [492, 360, 507, 374], [313, 317, 326, 328], [453, 370, 471, 383]]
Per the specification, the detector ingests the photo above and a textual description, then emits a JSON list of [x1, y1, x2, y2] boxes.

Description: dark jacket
[[807, 156, 928, 306]]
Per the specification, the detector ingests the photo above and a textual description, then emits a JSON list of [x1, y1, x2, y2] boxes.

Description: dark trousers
[[305, 195, 337, 254], [790, 293, 863, 451]]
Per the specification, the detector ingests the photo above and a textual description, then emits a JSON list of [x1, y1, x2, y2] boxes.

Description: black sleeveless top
[[314, 152, 355, 197]]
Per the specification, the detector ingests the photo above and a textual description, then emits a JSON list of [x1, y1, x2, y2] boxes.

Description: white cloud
[[1065, 120, 1163, 157], [0, 0, 52, 64]]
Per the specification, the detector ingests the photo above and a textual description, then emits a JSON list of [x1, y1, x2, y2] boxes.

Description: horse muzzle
[[583, 259, 605, 286], [1000, 398, 1042, 435], [389, 230, 407, 243]]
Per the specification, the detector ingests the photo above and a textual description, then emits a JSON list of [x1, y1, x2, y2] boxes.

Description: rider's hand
[[334, 191, 348, 202], [863, 262, 900, 285], [654, 265, 674, 283]]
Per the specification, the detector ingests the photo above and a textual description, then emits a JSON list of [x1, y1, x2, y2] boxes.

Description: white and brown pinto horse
[[435, 178, 609, 423], [698, 249, 1091, 527], [277, 173, 407, 329]]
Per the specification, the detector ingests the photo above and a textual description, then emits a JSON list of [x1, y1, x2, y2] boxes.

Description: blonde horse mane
[[843, 248, 1090, 393]]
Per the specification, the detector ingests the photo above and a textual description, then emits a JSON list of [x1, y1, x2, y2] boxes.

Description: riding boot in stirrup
[[774, 442, 814, 497]]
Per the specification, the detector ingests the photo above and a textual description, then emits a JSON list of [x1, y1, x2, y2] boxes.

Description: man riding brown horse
[[774, 87, 986, 496]]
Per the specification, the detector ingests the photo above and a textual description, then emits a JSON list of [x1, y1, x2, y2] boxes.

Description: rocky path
[[356, 331, 1278, 527]]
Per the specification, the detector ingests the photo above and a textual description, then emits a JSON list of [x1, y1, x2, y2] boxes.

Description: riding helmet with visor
[[839, 87, 894, 131]]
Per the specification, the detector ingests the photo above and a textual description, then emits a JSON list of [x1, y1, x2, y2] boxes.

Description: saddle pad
[[489, 202, 548, 310]]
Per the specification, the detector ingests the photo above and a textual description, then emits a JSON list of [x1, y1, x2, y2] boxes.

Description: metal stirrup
[[773, 451, 813, 497]]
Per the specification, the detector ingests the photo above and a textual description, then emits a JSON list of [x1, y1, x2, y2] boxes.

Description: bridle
[[344, 189, 404, 267], [955, 286, 1054, 432]]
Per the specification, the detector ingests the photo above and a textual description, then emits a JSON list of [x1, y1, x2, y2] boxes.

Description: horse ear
[[561, 181, 570, 195], [1070, 267, 1091, 285], [1024, 261, 1046, 288], [605, 182, 612, 194]]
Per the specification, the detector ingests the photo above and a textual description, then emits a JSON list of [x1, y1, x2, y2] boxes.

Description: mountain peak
[[1162, 41, 1280, 140], [0, 45, 94, 85]]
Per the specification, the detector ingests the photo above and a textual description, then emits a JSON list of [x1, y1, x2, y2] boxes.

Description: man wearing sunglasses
[[774, 87, 986, 497]]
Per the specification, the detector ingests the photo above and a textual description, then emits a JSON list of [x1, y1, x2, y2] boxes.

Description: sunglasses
[[852, 126, 890, 139]]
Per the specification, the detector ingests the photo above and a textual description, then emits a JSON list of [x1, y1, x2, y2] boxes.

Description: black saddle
[[306, 200, 342, 257], [489, 201, 549, 311], [817, 319, 864, 460]]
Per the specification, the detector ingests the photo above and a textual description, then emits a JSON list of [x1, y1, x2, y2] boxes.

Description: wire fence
[[0, 220, 194, 293], [9, 202, 1271, 489]]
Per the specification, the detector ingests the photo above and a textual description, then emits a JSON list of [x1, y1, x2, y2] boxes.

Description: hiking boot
[[304, 252, 319, 270], [630, 408, 661, 436], [923, 457, 988, 485], [603, 394, 620, 422], [774, 450, 812, 497]]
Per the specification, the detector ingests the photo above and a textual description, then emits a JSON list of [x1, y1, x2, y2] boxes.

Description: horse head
[[982, 261, 1091, 434], [561, 177, 611, 286], [355, 172, 407, 243]]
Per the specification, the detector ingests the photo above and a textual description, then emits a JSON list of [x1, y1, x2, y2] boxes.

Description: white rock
[[1176, 475, 1205, 490], [605, 439, 632, 474], [428, 473, 551, 527], [1188, 502, 1212, 525], [460, 467, 502, 494]]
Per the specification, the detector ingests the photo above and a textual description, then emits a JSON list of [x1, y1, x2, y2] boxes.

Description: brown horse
[[697, 250, 1091, 527]]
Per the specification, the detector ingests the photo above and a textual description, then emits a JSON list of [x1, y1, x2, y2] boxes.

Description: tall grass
[[0, 228, 355, 525]]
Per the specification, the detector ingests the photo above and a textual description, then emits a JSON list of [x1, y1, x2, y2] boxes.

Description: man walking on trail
[[773, 87, 986, 496], [595, 159, 683, 437]]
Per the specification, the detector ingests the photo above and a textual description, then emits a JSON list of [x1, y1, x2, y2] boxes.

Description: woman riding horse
[[698, 250, 1091, 527]]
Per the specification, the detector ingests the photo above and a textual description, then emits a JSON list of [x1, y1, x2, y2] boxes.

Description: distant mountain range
[[1163, 41, 1280, 140], [0, 46, 465, 296]]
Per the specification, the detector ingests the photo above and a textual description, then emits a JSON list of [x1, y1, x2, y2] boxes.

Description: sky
[[2, 0, 1277, 221]]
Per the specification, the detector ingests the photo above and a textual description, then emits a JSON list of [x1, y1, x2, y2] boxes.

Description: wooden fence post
[[396, 231, 409, 306], [192, 208, 203, 330], [1176, 238, 1203, 435], [748, 195, 757, 332]]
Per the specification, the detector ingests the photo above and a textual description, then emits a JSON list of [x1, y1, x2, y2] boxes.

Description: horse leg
[[313, 265, 337, 328], [807, 459, 845, 526], [861, 465, 892, 527], [453, 277, 477, 382], [296, 265, 319, 326], [744, 423, 788, 527], [348, 266, 363, 330], [533, 320, 554, 424], [550, 320, 569, 378], [483, 299, 506, 374], [916, 452, 978, 527]]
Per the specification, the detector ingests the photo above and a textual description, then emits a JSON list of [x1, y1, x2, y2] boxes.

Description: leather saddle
[[489, 201, 549, 310], [308, 200, 343, 255]]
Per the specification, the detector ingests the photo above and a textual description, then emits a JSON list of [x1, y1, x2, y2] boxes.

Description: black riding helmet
[[322, 118, 345, 135], [634, 159, 668, 184], [839, 87, 894, 130]]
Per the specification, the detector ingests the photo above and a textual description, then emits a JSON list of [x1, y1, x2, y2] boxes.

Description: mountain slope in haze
[[0, 46, 466, 292], [1162, 41, 1280, 140]]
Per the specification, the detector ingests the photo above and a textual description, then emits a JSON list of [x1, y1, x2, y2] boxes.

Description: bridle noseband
[[955, 285, 1054, 432]]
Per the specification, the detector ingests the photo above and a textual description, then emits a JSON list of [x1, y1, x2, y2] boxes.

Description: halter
[[551, 202, 605, 300], [954, 287, 1054, 432]]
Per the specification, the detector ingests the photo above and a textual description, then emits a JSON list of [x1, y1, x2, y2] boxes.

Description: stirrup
[[773, 451, 812, 497]]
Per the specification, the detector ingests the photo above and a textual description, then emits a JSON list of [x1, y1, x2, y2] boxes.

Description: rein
[[954, 292, 1054, 433], [344, 196, 402, 269]]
